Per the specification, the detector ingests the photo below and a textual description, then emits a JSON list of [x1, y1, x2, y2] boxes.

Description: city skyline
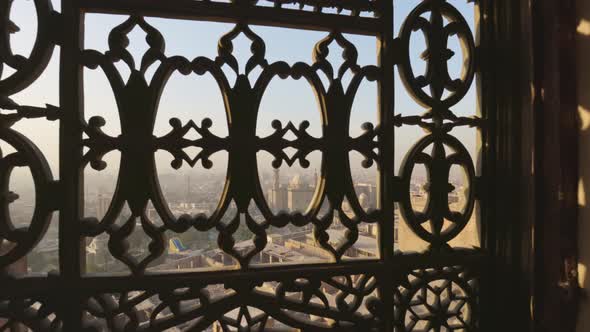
[[5, 0, 480, 177], [16, 165, 477, 274], [3, 0, 480, 277]]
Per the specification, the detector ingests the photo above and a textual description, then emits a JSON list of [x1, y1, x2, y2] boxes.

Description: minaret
[[97, 187, 109, 218], [313, 169, 318, 188], [273, 168, 280, 190], [186, 175, 191, 203]]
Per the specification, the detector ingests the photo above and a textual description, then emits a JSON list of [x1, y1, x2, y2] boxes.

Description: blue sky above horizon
[[5, 0, 479, 184]]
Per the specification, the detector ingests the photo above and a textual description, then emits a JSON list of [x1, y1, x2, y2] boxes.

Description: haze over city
[[4, 0, 480, 277]]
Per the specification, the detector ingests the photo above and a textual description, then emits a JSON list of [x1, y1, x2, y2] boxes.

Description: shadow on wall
[[577, 0, 590, 331]]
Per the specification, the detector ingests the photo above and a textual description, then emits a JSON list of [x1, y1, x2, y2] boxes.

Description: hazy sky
[[5, 0, 478, 187]]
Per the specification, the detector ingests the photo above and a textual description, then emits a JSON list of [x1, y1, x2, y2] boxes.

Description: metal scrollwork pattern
[[0, 0, 59, 272], [0, 0, 487, 330], [398, 0, 476, 110], [80, 17, 381, 274], [261, 0, 377, 17], [0, 295, 62, 331], [398, 134, 476, 248], [395, 0, 482, 251], [0, 126, 56, 268], [80, 273, 380, 331], [0, 0, 57, 95], [394, 265, 479, 332]]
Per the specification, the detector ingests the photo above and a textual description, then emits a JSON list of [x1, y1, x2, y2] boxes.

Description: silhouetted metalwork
[[0, 0, 485, 330]]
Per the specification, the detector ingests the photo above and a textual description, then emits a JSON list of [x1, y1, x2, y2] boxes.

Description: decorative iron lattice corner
[[393, 262, 480, 332], [0, 0, 487, 330]]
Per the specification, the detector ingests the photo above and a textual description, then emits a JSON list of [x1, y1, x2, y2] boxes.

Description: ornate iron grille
[[0, 0, 486, 330]]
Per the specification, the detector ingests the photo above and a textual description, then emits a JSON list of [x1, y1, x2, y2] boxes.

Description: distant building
[[287, 174, 314, 212], [354, 183, 377, 210], [449, 192, 460, 204], [96, 192, 110, 218], [169, 237, 189, 254], [267, 169, 288, 211], [267, 169, 316, 212]]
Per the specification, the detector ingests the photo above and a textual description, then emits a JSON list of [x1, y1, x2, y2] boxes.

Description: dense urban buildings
[[12, 166, 477, 271], [6, 166, 477, 330]]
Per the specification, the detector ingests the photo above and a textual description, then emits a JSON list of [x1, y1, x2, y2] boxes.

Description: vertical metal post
[[377, 0, 395, 330], [478, 0, 535, 331], [59, 0, 84, 329]]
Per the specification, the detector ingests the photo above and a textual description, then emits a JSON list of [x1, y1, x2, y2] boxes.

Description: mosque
[[267, 169, 377, 213], [267, 169, 317, 212]]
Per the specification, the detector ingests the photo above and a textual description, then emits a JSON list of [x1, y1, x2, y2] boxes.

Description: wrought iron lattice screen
[[0, 0, 486, 330]]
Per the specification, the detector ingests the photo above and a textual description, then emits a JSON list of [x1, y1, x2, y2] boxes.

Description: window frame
[[0, 0, 543, 331]]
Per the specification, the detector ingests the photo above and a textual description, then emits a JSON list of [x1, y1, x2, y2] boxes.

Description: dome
[[289, 175, 302, 189], [359, 193, 368, 208]]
